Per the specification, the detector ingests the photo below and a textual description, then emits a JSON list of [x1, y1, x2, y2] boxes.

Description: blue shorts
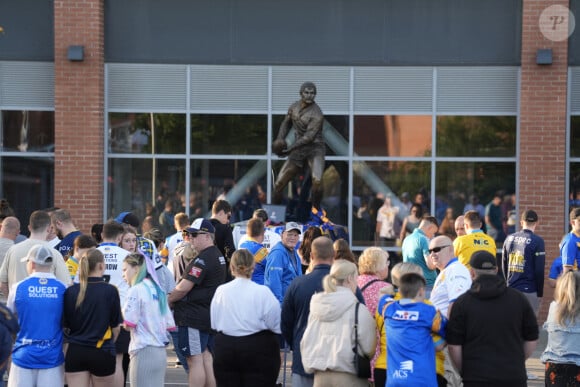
[[178, 326, 214, 357]]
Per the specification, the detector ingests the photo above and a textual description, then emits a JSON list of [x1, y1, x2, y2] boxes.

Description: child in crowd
[[384, 272, 447, 387]]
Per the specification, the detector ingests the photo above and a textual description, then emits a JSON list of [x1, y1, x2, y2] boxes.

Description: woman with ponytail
[[63, 248, 123, 387], [300, 259, 376, 386], [122, 252, 176, 387], [542, 270, 580, 386], [210, 249, 281, 386]]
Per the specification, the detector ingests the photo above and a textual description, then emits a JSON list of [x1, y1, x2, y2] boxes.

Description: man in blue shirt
[[239, 218, 269, 285], [502, 209, 546, 316], [562, 207, 580, 271], [401, 216, 439, 291], [265, 222, 302, 304], [6, 244, 67, 386]]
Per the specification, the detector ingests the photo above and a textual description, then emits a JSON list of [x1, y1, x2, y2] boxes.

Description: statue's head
[[299, 82, 317, 105], [300, 82, 317, 95]]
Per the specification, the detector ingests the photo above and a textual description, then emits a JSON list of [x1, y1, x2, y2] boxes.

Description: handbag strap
[[360, 278, 381, 293], [353, 302, 361, 354]]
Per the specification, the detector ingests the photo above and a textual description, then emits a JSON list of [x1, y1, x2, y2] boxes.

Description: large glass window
[[352, 161, 431, 247], [0, 156, 54, 234], [107, 158, 186, 222], [436, 116, 517, 157], [570, 162, 580, 208], [191, 114, 267, 155], [435, 161, 516, 225], [190, 159, 267, 223], [0, 109, 55, 235], [108, 113, 186, 154], [1, 110, 54, 152], [354, 115, 432, 157], [571, 116, 580, 158]]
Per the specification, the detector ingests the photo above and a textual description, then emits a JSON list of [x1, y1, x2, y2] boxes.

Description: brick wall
[[53, 0, 105, 233], [520, 0, 570, 322]]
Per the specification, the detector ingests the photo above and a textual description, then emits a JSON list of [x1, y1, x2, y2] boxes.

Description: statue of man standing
[[272, 82, 325, 212]]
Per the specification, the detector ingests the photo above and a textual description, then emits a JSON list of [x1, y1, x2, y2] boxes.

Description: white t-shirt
[[430, 258, 471, 317], [211, 277, 281, 336], [123, 278, 176, 354], [236, 229, 281, 251], [98, 243, 130, 305], [164, 232, 183, 272]]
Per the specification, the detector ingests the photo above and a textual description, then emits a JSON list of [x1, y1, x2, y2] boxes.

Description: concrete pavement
[[163, 329, 549, 386]]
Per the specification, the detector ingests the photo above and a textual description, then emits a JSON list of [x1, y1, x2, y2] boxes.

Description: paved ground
[[164, 329, 549, 386]]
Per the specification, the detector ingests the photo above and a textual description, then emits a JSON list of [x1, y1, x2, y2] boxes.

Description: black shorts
[[115, 328, 130, 354], [65, 343, 116, 376]]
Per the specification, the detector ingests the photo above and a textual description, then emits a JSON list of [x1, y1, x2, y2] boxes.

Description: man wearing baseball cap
[[502, 210, 546, 317], [6, 245, 67, 386], [264, 222, 302, 305], [169, 218, 227, 387], [447, 250, 539, 387]]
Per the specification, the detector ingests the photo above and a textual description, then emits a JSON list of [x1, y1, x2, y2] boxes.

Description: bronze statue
[[272, 82, 325, 211]]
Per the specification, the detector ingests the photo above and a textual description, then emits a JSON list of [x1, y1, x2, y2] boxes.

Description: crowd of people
[[0, 193, 578, 387]]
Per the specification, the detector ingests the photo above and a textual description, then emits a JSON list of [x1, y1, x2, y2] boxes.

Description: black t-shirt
[[173, 245, 227, 331], [63, 277, 123, 355], [210, 219, 236, 260]]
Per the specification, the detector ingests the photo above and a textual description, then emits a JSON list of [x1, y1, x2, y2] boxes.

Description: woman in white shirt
[[210, 249, 281, 387], [122, 252, 176, 387]]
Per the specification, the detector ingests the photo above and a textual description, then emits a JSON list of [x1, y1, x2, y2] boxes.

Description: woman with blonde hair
[[122, 252, 176, 387], [210, 249, 281, 386], [301, 259, 376, 386], [63, 248, 123, 387], [357, 247, 392, 384], [541, 271, 580, 386]]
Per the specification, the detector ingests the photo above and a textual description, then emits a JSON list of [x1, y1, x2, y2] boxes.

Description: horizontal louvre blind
[[190, 65, 269, 111], [353, 67, 433, 113], [0, 61, 54, 108], [272, 66, 350, 112], [107, 64, 187, 110], [571, 67, 580, 113], [437, 67, 518, 113]]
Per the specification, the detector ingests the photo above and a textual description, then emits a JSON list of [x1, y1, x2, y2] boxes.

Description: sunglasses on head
[[428, 245, 451, 254]]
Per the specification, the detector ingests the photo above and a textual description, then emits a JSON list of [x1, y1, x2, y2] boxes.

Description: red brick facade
[[53, 0, 105, 232], [520, 0, 570, 321]]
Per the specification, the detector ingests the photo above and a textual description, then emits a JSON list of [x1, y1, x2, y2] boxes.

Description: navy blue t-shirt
[[63, 277, 123, 355]]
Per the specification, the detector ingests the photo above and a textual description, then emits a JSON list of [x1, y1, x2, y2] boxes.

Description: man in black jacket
[[281, 236, 334, 387], [447, 250, 539, 387], [210, 200, 235, 280]]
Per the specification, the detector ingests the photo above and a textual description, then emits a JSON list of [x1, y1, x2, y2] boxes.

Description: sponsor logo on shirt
[[393, 310, 419, 321], [392, 360, 414, 379], [189, 267, 202, 278], [28, 285, 60, 299]]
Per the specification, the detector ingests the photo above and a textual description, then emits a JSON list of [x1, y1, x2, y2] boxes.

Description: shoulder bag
[[353, 302, 372, 379]]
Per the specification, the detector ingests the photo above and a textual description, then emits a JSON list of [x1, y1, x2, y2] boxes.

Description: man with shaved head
[[0, 216, 20, 303], [429, 235, 471, 386], [454, 215, 466, 237]]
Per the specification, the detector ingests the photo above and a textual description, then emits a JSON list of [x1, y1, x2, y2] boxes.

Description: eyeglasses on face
[[428, 245, 451, 254], [182, 231, 206, 238]]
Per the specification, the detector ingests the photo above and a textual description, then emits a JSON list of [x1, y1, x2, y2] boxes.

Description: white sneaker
[[527, 371, 539, 380]]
